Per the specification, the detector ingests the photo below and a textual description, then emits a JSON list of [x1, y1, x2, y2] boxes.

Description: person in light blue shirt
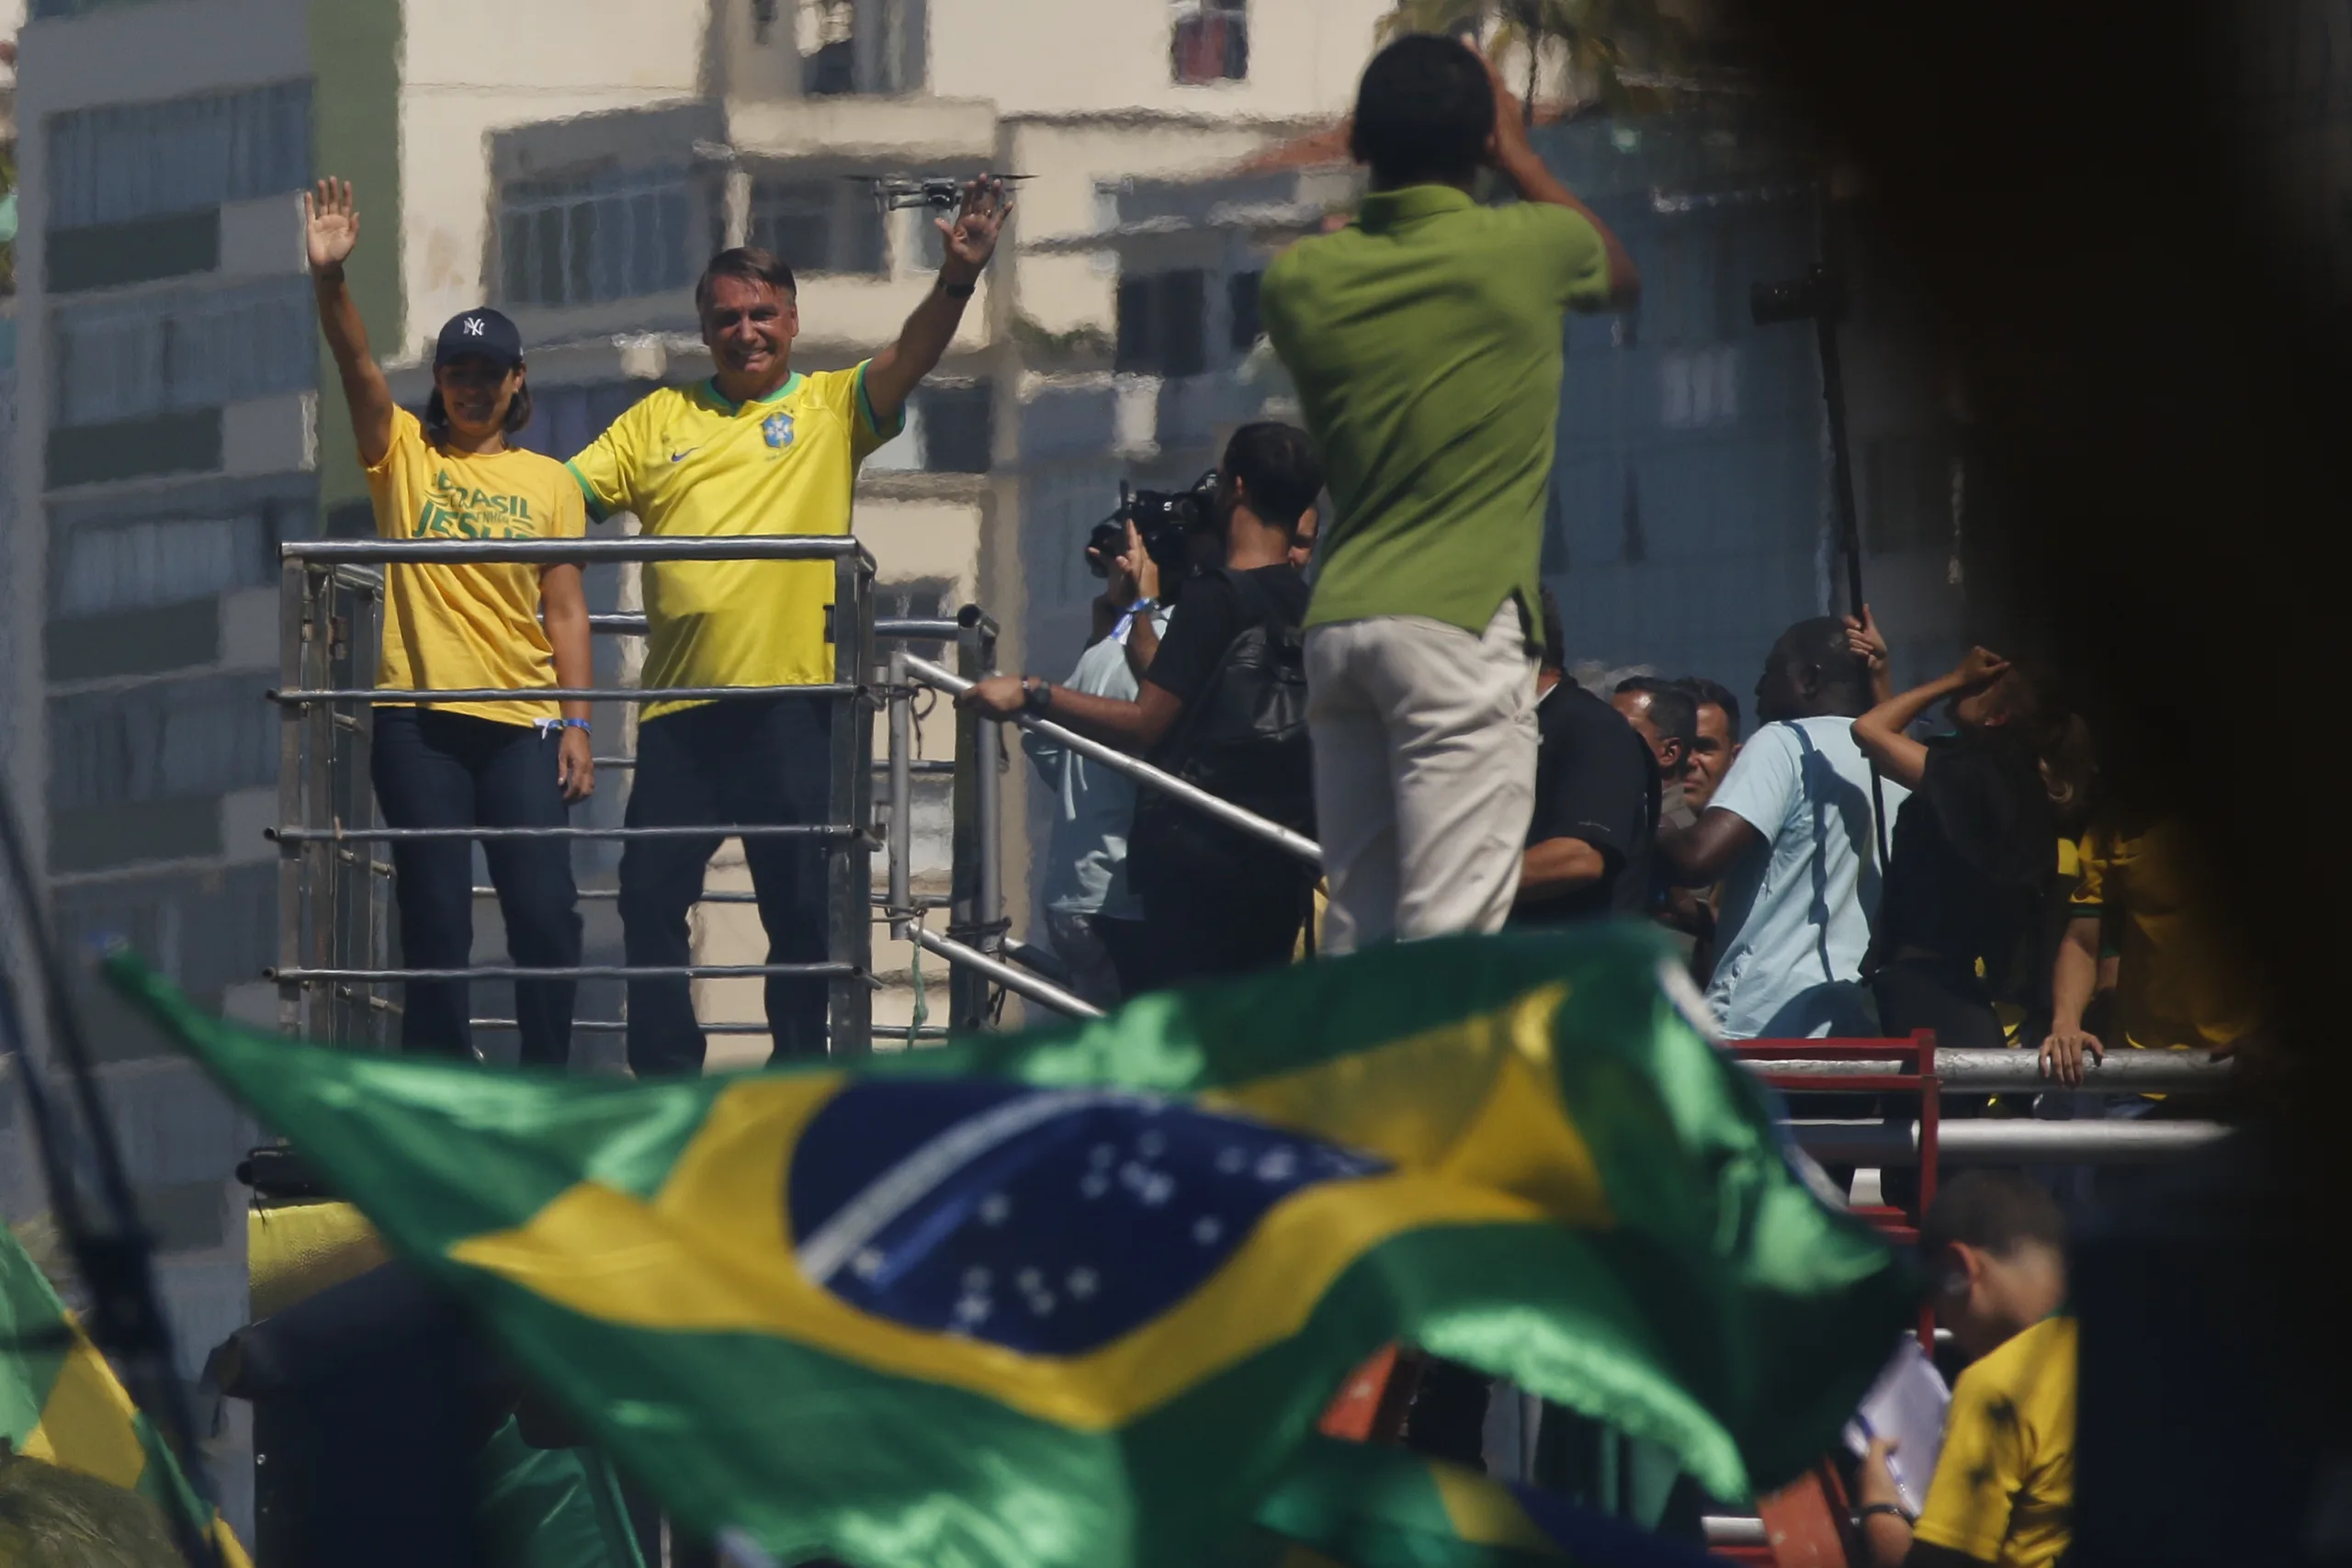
[[1658, 617, 1907, 1038], [1023, 557, 1171, 1008]]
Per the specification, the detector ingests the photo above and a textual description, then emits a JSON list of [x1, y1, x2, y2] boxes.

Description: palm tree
[[1377, 0, 1670, 124]]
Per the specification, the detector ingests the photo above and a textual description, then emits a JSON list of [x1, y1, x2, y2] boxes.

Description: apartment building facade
[[3, 0, 1408, 1306]]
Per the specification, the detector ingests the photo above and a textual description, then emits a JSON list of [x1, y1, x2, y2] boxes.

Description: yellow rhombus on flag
[[2, 1223, 253, 1568]]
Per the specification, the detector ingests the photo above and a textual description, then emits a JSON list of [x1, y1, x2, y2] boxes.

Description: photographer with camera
[[962, 423, 1324, 990], [1013, 504, 1191, 1006]]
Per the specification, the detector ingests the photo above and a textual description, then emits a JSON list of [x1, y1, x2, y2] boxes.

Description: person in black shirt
[[1850, 628, 2088, 1054], [1511, 591, 1657, 926], [961, 423, 1324, 989]]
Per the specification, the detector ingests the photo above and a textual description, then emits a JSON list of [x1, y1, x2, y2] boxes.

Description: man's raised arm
[[1476, 50, 1640, 308], [863, 176, 1012, 423]]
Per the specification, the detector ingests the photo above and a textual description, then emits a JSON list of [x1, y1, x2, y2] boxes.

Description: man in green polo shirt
[[1261, 37, 1636, 952]]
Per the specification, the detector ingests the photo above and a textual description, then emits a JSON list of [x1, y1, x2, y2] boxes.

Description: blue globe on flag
[[786, 1079, 1389, 1355]]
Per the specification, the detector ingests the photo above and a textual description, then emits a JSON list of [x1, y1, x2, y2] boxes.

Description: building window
[[45, 81, 310, 231], [57, 514, 273, 616], [914, 381, 992, 474], [1171, 1, 1249, 85], [1115, 271, 1208, 378], [801, 0, 858, 94], [1227, 271, 1263, 351], [498, 167, 700, 309], [1657, 346, 1739, 430], [510, 380, 666, 461], [50, 673, 277, 811], [53, 864, 276, 1004], [747, 177, 887, 276], [876, 579, 955, 662], [51, 277, 312, 429]]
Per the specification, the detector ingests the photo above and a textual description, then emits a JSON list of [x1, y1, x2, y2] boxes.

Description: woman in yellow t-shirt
[[306, 178, 593, 1068]]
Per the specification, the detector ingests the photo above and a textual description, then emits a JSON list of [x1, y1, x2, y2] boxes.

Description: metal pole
[[276, 559, 308, 1039], [1809, 271, 1894, 871], [946, 622, 991, 1031], [1745, 1048, 2234, 1092], [283, 536, 871, 564], [904, 653, 1322, 866], [301, 570, 338, 1044], [910, 926, 1102, 1021], [967, 611, 1003, 964], [826, 554, 876, 1056], [1788, 1117, 2229, 1165], [887, 644, 912, 939]]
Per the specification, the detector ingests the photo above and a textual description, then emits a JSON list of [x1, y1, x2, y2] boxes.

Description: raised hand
[[1953, 645, 2013, 689], [1844, 604, 1890, 680], [304, 177, 361, 276], [937, 175, 1012, 284]]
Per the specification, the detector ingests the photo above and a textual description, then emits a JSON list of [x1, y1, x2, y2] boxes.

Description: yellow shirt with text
[[1915, 1315, 2075, 1568], [367, 408, 585, 726], [565, 367, 901, 720]]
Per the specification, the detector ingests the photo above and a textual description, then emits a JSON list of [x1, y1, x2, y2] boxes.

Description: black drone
[[855, 174, 1032, 213]]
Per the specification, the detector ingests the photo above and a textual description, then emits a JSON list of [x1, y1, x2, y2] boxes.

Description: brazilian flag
[[2, 1224, 253, 1567], [108, 927, 1912, 1568], [1253, 1436, 1720, 1568]]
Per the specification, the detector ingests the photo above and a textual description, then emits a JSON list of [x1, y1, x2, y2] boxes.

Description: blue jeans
[[619, 695, 833, 1075], [371, 708, 581, 1066]]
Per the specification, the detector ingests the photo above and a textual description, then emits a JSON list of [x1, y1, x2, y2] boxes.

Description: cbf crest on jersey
[[763, 412, 795, 449]]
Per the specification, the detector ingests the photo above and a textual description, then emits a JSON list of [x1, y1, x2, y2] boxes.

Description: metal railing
[[275, 536, 881, 1053], [899, 652, 1323, 869]]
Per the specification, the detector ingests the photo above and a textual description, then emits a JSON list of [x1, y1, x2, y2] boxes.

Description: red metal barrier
[[1732, 1032, 1939, 1351]]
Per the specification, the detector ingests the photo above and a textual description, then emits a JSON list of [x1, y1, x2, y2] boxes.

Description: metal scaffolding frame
[[275, 536, 884, 1053]]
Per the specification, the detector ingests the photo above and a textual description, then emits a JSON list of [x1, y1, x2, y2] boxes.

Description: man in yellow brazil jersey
[[567, 178, 1010, 1074]]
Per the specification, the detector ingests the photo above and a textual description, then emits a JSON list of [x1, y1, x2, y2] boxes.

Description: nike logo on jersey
[[669, 448, 697, 463]]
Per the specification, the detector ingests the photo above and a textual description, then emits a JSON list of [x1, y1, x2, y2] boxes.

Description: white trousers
[[1305, 603, 1539, 955]]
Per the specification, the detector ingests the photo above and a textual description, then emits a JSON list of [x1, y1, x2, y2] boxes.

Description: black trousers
[[371, 709, 581, 1066], [1131, 863, 1308, 992], [620, 695, 832, 1076], [1870, 953, 2007, 1213]]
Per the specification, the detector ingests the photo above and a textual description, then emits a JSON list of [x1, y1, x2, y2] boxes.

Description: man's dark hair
[[1769, 616, 1873, 701], [695, 246, 798, 314], [1614, 676, 1698, 752], [0, 1450, 183, 1568], [423, 380, 533, 446], [1676, 675, 1742, 739], [1348, 36, 1496, 190], [1920, 1169, 2067, 1260], [1538, 588, 1566, 673], [1222, 423, 1325, 528]]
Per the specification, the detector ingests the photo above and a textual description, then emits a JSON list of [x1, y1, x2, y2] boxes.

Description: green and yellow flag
[[2, 1224, 253, 1567], [1251, 1435, 1720, 1568], [109, 926, 1912, 1568]]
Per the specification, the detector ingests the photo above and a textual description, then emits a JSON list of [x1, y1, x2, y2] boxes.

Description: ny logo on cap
[[462, 317, 486, 336]]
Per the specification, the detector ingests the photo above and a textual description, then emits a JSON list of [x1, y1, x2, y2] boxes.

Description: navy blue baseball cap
[[434, 307, 525, 369]]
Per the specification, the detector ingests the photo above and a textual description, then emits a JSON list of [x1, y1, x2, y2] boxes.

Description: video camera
[[1084, 472, 1221, 581]]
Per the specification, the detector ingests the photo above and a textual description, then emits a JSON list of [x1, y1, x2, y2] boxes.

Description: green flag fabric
[[1250, 1435, 1719, 1568], [107, 926, 1913, 1568], [2, 1225, 254, 1566]]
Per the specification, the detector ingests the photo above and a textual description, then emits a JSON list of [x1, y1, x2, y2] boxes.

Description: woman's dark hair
[[423, 378, 533, 446], [1987, 662, 2097, 833], [1348, 35, 1496, 190], [695, 246, 798, 315]]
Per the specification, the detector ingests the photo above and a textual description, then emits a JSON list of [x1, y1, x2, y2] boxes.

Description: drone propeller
[[847, 174, 1034, 212]]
